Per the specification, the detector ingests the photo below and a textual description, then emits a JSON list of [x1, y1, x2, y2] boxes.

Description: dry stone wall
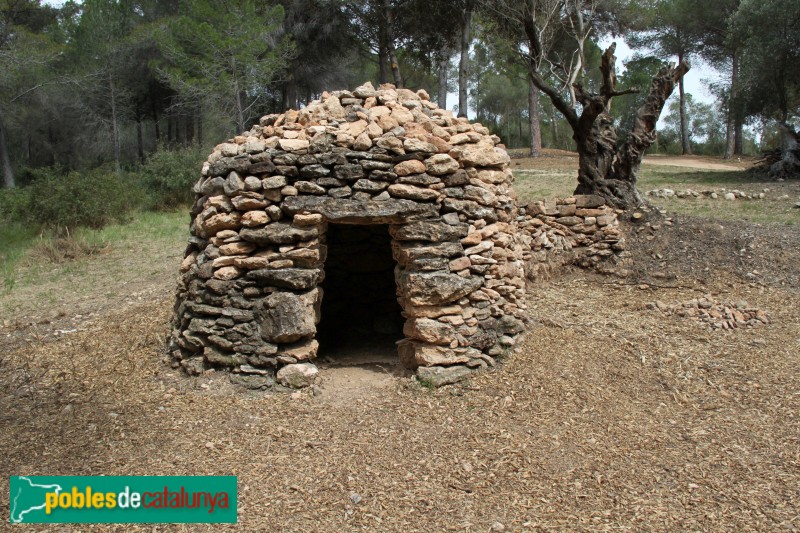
[[168, 82, 530, 389], [517, 196, 629, 282]]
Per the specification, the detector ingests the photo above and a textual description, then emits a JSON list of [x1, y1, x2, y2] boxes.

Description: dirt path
[[509, 149, 753, 173], [642, 155, 746, 171], [1, 217, 799, 531]]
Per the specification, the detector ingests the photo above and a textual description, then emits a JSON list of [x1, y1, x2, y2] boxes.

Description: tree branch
[[530, 70, 578, 130], [610, 88, 639, 97], [612, 58, 690, 181], [518, 1, 578, 130], [599, 42, 617, 101], [10, 78, 79, 103], [522, 3, 544, 61]]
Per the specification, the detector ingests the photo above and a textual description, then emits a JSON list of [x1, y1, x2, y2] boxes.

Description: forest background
[[0, 0, 797, 226]]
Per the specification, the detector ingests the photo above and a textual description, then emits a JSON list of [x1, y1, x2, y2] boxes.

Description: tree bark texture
[[528, 80, 541, 157], [569, 45, 690, 208], [196, 103, 203, 146], [724, 114, 735, 159], [281, 81, 298, 110], [769, 123, 800, 177], [566, 2, 587, 107], [136, 117, 144, 163], [724, 50, 738, 159], [377, 27, 389, 84], [384, 0, 403, 87], [109, 74, 121, 173], [678, 52, 692, 155], [550, 103, 559, 148], [437, 50, 448, 109], [377, 0, 390, 84], [388, 46, 403, 88], [185, 112, 195, 145], [458, 2, 472, 118], [0, 111, 15, 188], [47, 125, 56, 166], [152, 102, 161, 143], [234, 79, 245, 133], [734, 116, 744, 155]]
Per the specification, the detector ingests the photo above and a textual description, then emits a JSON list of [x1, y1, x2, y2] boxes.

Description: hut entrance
[[316, 223, 404, 364]]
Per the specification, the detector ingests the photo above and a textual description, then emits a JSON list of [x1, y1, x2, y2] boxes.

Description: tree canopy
[[0, 0, 795, 193]]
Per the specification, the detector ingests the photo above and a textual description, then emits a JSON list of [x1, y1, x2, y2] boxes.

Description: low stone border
[[646, 188, 769, 200], [647, 297, 771, 330], [517, 195, 630, 282]]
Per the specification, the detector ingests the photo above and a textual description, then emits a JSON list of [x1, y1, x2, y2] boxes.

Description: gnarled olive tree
[[536, 43, 689, 208], [483, 0, 690, 209]]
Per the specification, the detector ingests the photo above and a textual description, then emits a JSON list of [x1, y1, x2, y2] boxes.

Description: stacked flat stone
[[646, 188, 766, 200], [647, 297, 771, 330], [168, 82, 528, 389], [518, 196, 628, 282]]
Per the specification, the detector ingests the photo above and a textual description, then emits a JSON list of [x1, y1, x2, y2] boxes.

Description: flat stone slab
[[416, 365, 473, 387], [402, 271, 483, 306], [282, 196, 439, 223]]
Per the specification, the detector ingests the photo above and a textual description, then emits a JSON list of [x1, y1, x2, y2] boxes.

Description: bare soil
[[507, 148, 755, 172], [1, 156, 798, 531], [642, 154, 753, 171]]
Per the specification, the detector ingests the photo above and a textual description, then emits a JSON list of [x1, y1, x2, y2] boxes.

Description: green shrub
[[24, 166, 143, 233], [140, 145, 207, 209], [0, 186, 31, 225], [0, 216, 37, 294]]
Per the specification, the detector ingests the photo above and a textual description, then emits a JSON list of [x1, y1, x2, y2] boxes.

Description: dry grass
[[509, 150, 579, 201], [509, 150, 800, 226], [0, 155, 798, 531], [0, 211, 187, 354], [27, 235, 111, 264]]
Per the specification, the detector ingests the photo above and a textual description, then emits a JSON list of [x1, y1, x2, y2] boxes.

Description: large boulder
[[277, 363, 319, 388], [258, 289, 321, 343], [401, 272, 483, 306]]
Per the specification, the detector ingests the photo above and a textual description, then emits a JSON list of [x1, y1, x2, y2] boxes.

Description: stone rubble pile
[[516, 196, 629, 281], [647, 297, 771, 330], [168, 82, 530, 389], [646, 188, 768, 200]]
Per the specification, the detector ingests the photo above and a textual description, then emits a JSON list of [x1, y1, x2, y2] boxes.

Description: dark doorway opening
[[316, 223, 405, 364]]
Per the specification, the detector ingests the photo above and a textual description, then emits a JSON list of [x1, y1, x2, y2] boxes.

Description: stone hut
[[167, 82, 533, 389]]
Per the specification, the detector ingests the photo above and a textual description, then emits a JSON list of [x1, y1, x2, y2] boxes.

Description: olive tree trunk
[[573, 47, 689, 207], [769, 123, 800, 178], [529, 44, 689, 209]]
